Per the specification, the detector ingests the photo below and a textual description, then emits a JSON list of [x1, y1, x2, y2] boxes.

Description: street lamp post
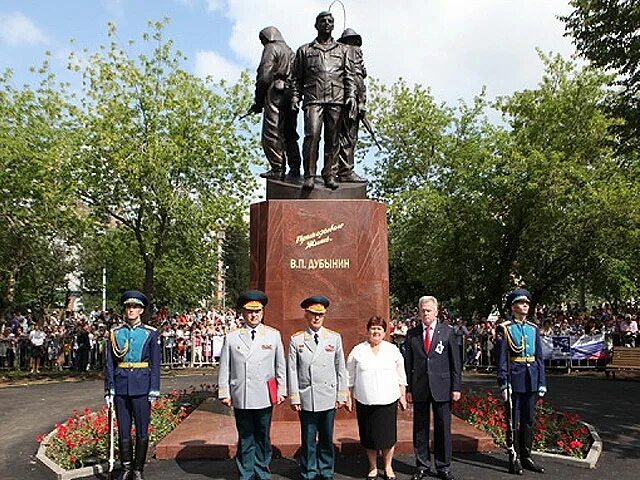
[[215, 229, 226, 306]]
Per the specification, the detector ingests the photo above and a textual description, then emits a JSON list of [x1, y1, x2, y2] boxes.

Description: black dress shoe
[[302, 177, 315, 189], [437, 470, 456, 480], [411, 469, 435, 480], [509, 457, 524, 475], [522, 457, 544, 473]]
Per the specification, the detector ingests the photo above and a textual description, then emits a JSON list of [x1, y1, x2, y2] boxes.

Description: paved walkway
[[1, 371, 638, 480]]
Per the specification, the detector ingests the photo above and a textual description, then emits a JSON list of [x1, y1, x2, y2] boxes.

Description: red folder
[[267, 377, 278, 405]]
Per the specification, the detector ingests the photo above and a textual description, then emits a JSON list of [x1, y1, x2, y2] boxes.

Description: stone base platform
[[155, 399, 496, 460]]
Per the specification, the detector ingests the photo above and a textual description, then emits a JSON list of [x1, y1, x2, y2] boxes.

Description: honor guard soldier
[[497, 289, 547, 475], [218, 290, 287, 480], [104, 290, 161, 480], [288, 295, 349, 480]]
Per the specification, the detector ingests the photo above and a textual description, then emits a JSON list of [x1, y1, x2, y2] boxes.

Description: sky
[[0, 0, 578, 201], [0, 0, 577, 106]]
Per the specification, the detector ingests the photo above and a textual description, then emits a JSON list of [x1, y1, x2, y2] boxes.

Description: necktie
[[424, 326, 432, 353], [251, 330, 256, 341], [314, 333, 319, 345]]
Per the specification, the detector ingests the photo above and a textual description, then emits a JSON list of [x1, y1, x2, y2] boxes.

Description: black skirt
[[355, 399, 398, 450]]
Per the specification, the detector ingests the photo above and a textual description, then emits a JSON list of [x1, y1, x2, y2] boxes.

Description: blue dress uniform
[[496, 289, 546, 475], [105, 290, 161, 480], [288, 296, 348, 480]]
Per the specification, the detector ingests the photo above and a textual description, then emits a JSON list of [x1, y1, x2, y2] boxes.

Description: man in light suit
[[288, 295, 349, 480], [218, 290, 287, 480], [404, 296, 462, 480]]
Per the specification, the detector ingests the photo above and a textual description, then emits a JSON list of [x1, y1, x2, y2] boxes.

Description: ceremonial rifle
[[107, 399, 115, 479], [504, 345, 523, 475]]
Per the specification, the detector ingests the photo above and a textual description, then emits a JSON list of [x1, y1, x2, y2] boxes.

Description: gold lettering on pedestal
[[295, 223, 344, 250], [289, 259, 351, 270]]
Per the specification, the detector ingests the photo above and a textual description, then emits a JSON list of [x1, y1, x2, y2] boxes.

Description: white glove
[[104, 394, 114, 408], [501, 388, 508, 402], [538, 386, 547, 397]]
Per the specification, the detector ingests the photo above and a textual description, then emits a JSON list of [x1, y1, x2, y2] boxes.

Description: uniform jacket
[[292, 37, 355, 107], [345, 45, 367, 108], [254, 26, 295, 108], [218, 322, 287, 409], [104, 322, 161, 397], [288, 326, 348, 412], [404, 322, 462, 402], [497, 318, 546, 393]]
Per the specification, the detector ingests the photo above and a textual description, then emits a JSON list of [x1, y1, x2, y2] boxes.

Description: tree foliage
[[367, 54, 639, 315], [69, 20, 259, 310], [561, 0, 640, 153], [0, 62, 79, 316]]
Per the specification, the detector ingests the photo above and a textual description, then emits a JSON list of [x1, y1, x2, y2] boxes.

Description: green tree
[[69, 20, 258, 310], [0, 62, 79, 317], [367, 54, 638, 315], [561, 0, 640, 153], [222, 224, 250, 307]]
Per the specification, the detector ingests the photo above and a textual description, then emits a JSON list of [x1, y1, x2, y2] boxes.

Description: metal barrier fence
[[0, 336, 107, 371], [1, 331, 636, 372], [159, 333, 225, 368]]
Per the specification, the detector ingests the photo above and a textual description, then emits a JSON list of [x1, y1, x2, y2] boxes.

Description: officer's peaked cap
[[121, 290, 148, 307], [301, 295, 330, 314], [339, 28, 362, 46], [238, 290, 268, 311], [506, 288, 532, 308]]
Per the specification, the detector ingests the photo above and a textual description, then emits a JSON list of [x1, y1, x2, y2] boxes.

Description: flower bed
[[452, 387, 592, 459], [37, 384, 217, 470]]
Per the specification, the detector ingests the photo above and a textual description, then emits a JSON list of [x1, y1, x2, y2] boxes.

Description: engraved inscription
[[289, 258, 351, 270]]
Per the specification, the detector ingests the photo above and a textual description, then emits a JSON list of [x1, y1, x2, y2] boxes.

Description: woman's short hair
[[366, 316, 387, 331]]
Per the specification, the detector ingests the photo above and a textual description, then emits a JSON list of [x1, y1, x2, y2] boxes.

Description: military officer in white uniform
[[218, 290, 287, 480], [288, 295, 349, 480]]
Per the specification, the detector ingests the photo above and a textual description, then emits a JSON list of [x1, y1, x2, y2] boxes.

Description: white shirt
[[422, 322, 435, 344], [29, 330, 46, 347], [346, 340, 407, 405]]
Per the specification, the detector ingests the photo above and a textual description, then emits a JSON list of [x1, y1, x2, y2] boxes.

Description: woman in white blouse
[[347, 316, 408, 480]]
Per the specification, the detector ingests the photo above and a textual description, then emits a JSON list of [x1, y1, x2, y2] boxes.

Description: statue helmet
[[339, 28, 362, 47]]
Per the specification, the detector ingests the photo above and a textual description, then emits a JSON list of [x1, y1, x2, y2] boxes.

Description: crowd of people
[[0, 305, 242, 372], [388, 301, 640, 369], [1, 300, 638, 373]]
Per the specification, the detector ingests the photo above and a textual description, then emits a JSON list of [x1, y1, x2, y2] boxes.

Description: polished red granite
[[155, 399, 496, 460], [250, 199, 390, 421]]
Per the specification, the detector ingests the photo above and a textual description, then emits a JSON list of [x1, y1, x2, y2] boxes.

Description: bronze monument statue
[[250, 26, 302, 180], [291, 11, 356, 190], [337, 28, 367, 183]]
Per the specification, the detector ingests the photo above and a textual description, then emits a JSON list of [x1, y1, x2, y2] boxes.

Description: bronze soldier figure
[[251, 26, 301, 180], [291, 11, 356, 190], [337, 28, 367, 183]]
